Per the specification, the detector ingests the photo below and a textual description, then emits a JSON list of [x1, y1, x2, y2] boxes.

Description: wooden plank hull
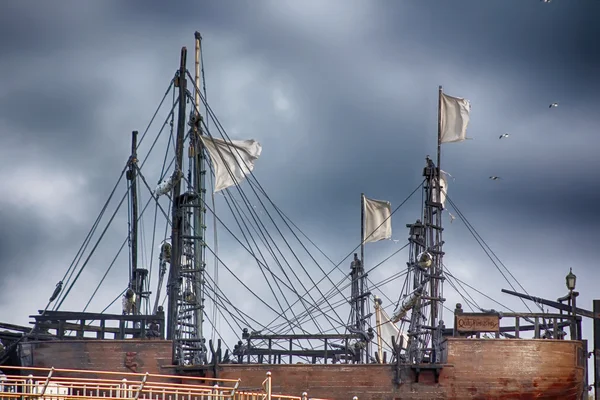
[[18, 338, 585, 400]]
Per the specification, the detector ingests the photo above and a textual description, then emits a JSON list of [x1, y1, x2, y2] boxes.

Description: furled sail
[[374, 297, 409, 362]]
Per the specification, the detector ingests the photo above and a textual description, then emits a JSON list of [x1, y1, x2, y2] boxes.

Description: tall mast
[[348, 193, 369, 363], [402, 87, 446, 365], [166, 47, 188, 355], [192, 30, 207, 360], [361, 193, 365, 268], [167, 34, 208, 366], [437, 85, 442, 174], [127, 130, 147, 315]]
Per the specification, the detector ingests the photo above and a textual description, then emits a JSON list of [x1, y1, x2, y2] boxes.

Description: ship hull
[[17, 338, 585, 399]]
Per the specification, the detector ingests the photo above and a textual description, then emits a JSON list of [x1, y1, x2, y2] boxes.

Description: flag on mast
[[200, 136, 262, 193], [432, 169, 451, 208], [363, 195, 392, 243], [440, 92, 471, 144]]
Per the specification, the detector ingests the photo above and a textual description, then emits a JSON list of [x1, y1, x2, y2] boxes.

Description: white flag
[[440, 93, 471, 143], [363, 196, 392, 243], [432, 170, 450, 208], [200, 136, 262, 193]]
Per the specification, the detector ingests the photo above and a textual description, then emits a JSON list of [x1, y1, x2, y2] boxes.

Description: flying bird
[[499, 133, 509, 139], [541, 0, 551, 3], [448, 212, 456, 224], [489, 176, 501, 181], [549, 102, 559, 108]]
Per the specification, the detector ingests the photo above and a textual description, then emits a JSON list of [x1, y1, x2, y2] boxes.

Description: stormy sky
[[0, 0, 599, 359]]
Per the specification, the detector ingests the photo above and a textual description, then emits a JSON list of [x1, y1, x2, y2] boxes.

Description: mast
[[437, 85, 442, 174], [361, 193, 365, 268], [166, 47, 187, 354], [166, 33, 208, 366], [402, 87, 446, 365], [348, 193, 370, 363], [191, 30, 207, 361], [127, 130, 148, 315]]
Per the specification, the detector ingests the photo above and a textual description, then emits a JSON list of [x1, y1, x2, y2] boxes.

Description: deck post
[[593, 300, 600, 400]]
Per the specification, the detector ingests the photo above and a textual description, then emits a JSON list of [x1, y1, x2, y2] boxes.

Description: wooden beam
[[501, 289, 594, 318], [247, 333, 363, 340]]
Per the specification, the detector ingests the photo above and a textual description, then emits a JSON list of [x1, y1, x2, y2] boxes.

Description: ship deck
[[6, 337, 587, 400]]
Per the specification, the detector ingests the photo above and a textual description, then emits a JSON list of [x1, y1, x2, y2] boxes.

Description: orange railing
[[0, 366, 328, 400]]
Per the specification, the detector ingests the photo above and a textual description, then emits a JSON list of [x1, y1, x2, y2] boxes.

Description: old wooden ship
[[0, 32, 594, 400]]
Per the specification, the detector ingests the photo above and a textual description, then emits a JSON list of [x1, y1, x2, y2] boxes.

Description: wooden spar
[[437, 85, 442, 173], [192, 29, 205, 357], [360, 192, 365, 266], [128, 130, 140, 314], [501, 288, 594, 319], [374, 297, 384, 363], [594, 300, 600, 400], [166, 47, 187, 354]]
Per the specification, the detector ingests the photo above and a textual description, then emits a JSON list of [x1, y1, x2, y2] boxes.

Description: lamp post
[[565, 268, 578, 340], [566, 268, 577, 292]]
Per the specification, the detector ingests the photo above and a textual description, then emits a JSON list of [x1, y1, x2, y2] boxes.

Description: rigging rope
[[219, 188, 304, 333], [262, 180, 424, 331], [187, 78, 350, 332], [82, 192, 157, 311], [53, 89, 178, 310], [179, 157, 340, 333], [444, 194, 542, 314]]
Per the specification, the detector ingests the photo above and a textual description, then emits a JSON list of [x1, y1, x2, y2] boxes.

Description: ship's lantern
[[566, 268, 576, 291], [417, 252, 433, 268]]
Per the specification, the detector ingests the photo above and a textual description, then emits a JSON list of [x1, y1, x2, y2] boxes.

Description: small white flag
[[440, 93, 471, 144], [432, 170, 450, 208], [363, 196, 392, 243], [200, 136, 262, 193]]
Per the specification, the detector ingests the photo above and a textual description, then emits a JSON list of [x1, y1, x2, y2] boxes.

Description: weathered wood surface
[[20, 338, 585, 399], [205, 339, 586, 399]]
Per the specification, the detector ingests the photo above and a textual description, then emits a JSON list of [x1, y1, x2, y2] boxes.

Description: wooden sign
[[455, 314, 500, 333]]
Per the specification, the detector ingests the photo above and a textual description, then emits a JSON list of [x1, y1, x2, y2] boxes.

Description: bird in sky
[[448, 212, 456, 224], [541, 0, 551, 3], [549, 102, 559, 108], [489, 176, 501, 181], [499, 133, 509, 139]]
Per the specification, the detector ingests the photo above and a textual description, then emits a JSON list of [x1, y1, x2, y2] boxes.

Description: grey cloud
[[0, 0, 598, 346]]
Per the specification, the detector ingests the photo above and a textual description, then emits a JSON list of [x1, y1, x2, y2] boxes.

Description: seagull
[[489, 176, 501, 181], [499, 133, 509, 139], [448, 212, 456, 224], [541, 0, 551, 3], [549, 102, 559, 108]]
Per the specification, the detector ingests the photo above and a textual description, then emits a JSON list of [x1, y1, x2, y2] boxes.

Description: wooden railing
[[451, 305, 582, 341], [0, 366, 332, 400], [234, 331, 366, 365], [29, 311, 165, 340]]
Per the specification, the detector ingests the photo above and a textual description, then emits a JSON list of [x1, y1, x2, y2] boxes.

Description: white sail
[[375, 298, 409, 361], [200, 136, 262, 193]]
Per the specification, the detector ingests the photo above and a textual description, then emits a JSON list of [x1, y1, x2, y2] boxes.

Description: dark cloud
[[0, 0, 598, 351]]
